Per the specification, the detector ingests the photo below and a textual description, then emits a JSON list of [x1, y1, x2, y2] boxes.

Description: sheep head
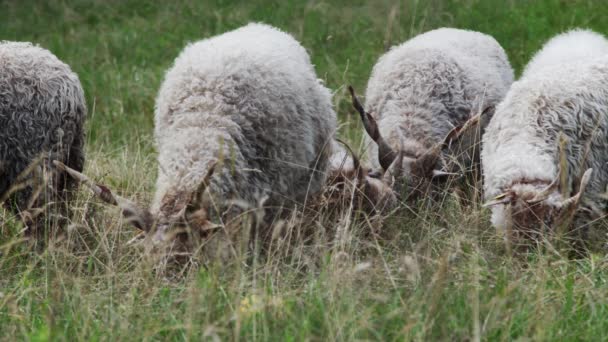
[[484, 167, 593, 243], [349, 86, 471, 201], [327, 139, 397, 213], [53, 160, 219, 243]]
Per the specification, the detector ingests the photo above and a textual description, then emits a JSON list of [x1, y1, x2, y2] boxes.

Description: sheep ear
[[53, 160, 153, 231], [348, 85, 397, 171], [367, 169, 383, 179], [483, 193, 513, 207], [432, 170, 459, 178]]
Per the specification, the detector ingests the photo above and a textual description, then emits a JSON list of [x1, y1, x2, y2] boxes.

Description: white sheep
[[0, 41, 86, 236], [60, 23, 337, 241], [355, 28, 514, 200], [482, 29, 608, 244], [522, 29, 608, 77]]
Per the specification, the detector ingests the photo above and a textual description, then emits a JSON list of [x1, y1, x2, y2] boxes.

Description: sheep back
[[482, 29, 608, 236], [364, 28, 514, 170], [0, 41, 86, 230], [151, 23, 337, 219]]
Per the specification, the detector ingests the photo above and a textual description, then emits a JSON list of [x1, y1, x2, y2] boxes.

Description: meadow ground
[[2, 0, 608, 340]]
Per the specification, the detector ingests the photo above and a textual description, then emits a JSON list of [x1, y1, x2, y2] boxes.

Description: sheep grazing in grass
[[482, 29, 608, 247], [0, 42, 86, 236], [354, 28, 514, 201], [60, 23, 337, 244]]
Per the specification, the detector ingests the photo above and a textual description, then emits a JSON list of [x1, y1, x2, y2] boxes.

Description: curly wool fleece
[[364, 28, 514, 169], [151, 23, 337, 223], [482, 29, 608, 231], [0, 42, 86, 214]]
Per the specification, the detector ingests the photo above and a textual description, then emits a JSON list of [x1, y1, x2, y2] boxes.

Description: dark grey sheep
[[0, 41, 86, 235]]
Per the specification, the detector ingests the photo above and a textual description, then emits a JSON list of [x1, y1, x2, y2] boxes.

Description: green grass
[[2, 0, 608, 340]]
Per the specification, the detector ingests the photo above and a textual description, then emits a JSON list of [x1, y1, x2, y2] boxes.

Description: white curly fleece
[[151, 23, 337, 221], [482, 29, 608, 230], [363, 28, 514, 170]]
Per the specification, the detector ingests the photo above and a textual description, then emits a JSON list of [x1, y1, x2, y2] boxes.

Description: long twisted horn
[[335, 138, 363, 177], [413, 106, 492, 177], [526, 172, 561, 205], [561, 168, 592, 210], [348, 85, 397, 171], [53, 160, 153, 231]]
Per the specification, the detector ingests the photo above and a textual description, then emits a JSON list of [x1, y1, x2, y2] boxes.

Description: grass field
[[3, 0, 608, 340]]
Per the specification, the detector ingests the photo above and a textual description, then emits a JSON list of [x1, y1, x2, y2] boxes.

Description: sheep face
[[349, 86, 469, 202], [335, 168, 398, 212], [383, 150, 454, 202], [327, 141, 398, 212], [150, 189, 216, 243], [485, 169, 592, 245], [363, 175, 398, 209], [491, 186, 559, 243]]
